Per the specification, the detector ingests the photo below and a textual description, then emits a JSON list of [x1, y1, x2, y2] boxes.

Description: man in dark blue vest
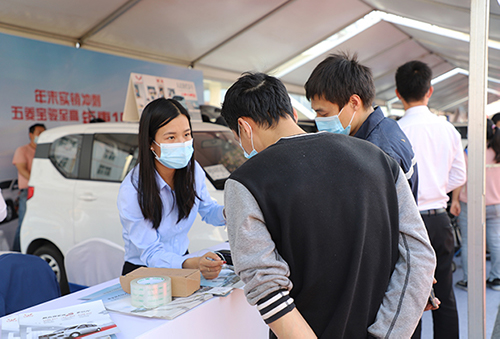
[[305, 52, 418, 201], [305, 53, 438, 337], [221, 72, 436, 338]]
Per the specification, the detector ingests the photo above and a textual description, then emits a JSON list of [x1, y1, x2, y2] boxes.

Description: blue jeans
[[13, 188, 27, 252], [457, 201, 500, 281]]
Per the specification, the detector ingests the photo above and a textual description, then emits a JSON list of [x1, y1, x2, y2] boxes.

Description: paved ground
[[422, 256, 500, 338]]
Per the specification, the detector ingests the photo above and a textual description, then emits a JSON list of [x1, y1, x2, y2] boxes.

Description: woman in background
[[118, 98, 225, 278], [451, 118, 500, 290]]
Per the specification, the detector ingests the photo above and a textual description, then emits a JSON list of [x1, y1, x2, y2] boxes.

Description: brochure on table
[[123, 72, 201, 122], [1, 300, 119, 338], [77, 268, 243, 320]]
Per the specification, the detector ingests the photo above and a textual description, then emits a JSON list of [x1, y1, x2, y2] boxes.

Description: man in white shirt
[[396, 60, 466, 339]]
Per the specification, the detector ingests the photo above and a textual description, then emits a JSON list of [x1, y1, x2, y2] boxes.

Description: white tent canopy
[[1, 0, 500, 114], [0, 0, 495, 336]]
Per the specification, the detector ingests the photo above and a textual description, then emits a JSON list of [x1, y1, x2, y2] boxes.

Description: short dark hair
[[395, 60, 432, 103], [491, 112, 500, 124], [304, 52, 375, 109], [221, 72, 294, 133], [29, 123, 46, 134]]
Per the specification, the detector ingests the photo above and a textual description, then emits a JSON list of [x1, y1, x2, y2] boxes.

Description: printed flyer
[[75, 268, 243, 320], [79, 283, 212, 320], [1, 300, 119, 339]]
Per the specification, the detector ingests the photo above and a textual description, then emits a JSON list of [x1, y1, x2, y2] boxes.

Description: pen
[[205, 256, 226, 263], [205, 252, 227, 264]]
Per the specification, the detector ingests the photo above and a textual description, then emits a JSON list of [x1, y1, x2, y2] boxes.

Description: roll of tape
[[131, 276, 172, 309]]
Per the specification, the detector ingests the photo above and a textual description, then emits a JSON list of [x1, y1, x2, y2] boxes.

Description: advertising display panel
[[0, 33, 204, 182], [123, 72, 201, 122]]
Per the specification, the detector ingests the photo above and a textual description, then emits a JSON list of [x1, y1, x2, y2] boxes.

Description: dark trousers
[[122, 261, 146, 275], [13, 189, 28, 252], [412, 212, 459, 339]]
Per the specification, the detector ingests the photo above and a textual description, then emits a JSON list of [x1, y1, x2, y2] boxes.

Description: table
[[2, 244, 269, 338]]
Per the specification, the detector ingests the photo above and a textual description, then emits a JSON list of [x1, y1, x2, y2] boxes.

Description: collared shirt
[[354, 106, 418, 201], [12, 143, 36, 189], [118, 161, 225, 269], [398, 105, 466, 210]]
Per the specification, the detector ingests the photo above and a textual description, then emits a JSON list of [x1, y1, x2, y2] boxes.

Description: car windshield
[[0, 180, 11, 189], [193, 130, 246, 190]]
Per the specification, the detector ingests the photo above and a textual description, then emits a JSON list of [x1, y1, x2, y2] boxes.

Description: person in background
[[396, 60, 466, 339], [221, 72, 436, 338], [0, 189, 7, 222], [12, 123, 46, 252], [304, 52, 418, 200], [451, 119, 500, 291], [491, 112, 500, 128], [118, 98, 225, 279]]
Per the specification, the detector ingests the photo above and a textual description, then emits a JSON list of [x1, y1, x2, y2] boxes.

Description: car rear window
[[47, 129, 245, 188], [0, 181, 11, 190], [90, 133, 139, 182], [49, 134, 83, 179]]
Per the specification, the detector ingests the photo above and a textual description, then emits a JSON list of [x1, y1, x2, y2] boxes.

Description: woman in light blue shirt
[[118, 98, 225, 279]]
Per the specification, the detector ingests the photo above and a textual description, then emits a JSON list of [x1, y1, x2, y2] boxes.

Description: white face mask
[[151, 139, 194, 169]]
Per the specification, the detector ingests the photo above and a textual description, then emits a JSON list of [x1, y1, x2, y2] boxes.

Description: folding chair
[[64, 238, 125, 287], [0, 253, 61, 316]]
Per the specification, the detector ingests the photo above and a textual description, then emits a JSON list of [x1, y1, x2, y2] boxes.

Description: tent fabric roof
[[1, 0, 499, 113]]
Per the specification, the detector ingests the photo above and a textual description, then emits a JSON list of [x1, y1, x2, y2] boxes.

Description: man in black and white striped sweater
[[221, 72, 436, 339]]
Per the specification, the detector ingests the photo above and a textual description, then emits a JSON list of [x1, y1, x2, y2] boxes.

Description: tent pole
[[468, 0, 488, 337]]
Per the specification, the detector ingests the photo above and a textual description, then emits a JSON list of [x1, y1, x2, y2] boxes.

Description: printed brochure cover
[[1, 300, 119, 339]]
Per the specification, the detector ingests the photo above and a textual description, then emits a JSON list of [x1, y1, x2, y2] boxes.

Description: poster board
[[123, 72, 202, 122]]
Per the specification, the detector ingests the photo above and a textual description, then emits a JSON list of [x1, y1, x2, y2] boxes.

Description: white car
[[0, 178, 19, 223], [21, 121, 245, 292], [46, 323, 101, 338]]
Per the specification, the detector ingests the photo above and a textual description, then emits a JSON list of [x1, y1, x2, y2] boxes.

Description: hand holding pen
[[200, 251, 226, 280]]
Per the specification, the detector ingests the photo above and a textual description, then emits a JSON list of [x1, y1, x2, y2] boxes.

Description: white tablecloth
[[2, 243, 269, 338]]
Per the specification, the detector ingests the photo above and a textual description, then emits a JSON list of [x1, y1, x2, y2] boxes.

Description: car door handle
[[79, 193, 97, 201]]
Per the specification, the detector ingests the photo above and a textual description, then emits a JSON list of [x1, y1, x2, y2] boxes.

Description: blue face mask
[[238, 121, 258, 159], [152, 139, 194, 169], [315, 106, 356, 135]]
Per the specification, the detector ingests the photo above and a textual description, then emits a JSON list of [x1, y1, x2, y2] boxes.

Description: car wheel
[[4, 200, 16, 222], [70, 332, 80, 338], [33, 244, 70, 295]]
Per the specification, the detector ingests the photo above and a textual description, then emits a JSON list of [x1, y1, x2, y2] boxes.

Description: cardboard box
[[120, 267, 200, 297]]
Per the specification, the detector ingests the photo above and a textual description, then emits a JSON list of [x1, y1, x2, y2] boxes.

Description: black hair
[[395, 60, 432, 103], [29, 123, 46, 134], [487, 119, 500, 163], [304, 52, 375, 109], [220, 72, 294, 132], [491, 113, 500, 125], [135, 98, 198, 229]]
